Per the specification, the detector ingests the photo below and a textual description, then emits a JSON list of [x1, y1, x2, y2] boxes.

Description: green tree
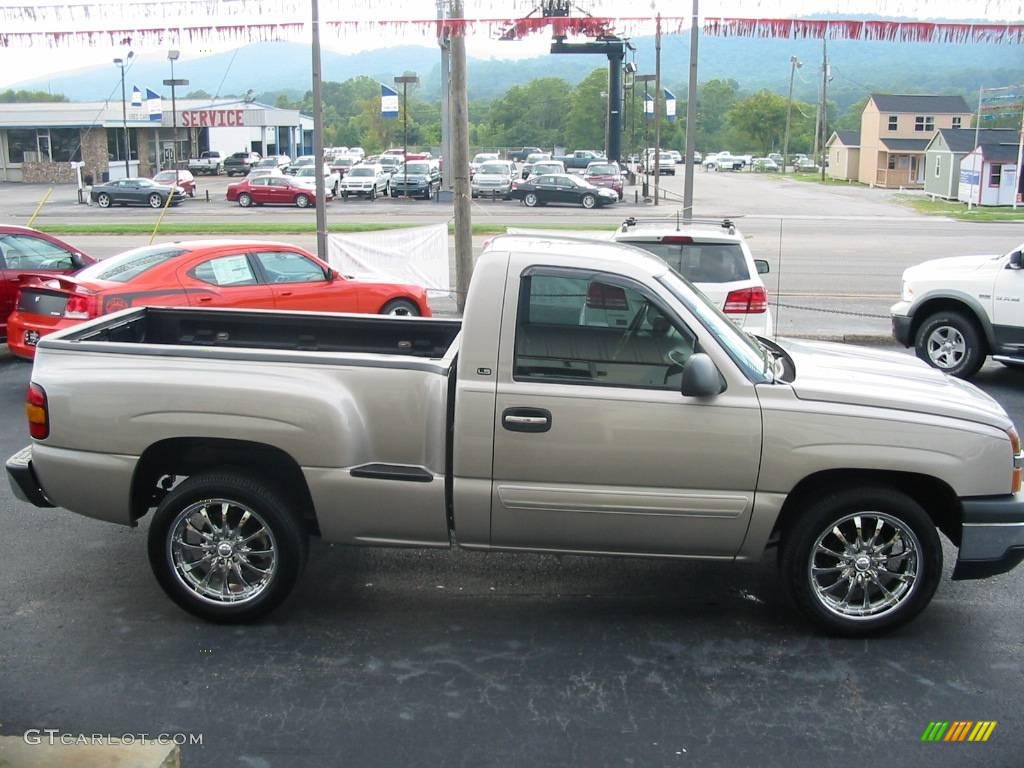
[[0, 89, 66, 103], [727, 90, 790, 155], [484, 77, 571, 149], [184, 89, 212, 99], [836, 95, 869, 130], [696, 79, 739, 150], [564, 68, 608, 150]]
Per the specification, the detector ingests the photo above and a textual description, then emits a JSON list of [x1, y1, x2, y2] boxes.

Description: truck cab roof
[[483, 234, 670, 280]]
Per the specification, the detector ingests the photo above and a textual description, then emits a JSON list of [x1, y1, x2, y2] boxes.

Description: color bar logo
[[921, 721, 997, 742]]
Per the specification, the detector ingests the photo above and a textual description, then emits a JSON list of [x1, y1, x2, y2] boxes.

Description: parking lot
[[3, 168, 1024, 766]]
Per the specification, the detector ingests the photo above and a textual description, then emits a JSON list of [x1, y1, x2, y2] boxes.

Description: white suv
[[613, 217, 773, 336], [891, 242, 1024, 378]]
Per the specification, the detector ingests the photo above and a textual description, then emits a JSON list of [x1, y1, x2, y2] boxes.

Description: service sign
[[180, 109, 247, 128]]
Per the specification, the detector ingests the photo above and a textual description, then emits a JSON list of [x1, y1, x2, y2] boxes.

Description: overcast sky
[[1, 0, 1020, 89]]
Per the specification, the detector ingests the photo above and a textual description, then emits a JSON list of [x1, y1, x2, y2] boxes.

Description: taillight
[[26, 383, 49, 440], [1009, 427, 1022, 493], [63, 294, 98, 320], [723, 287, 768, 314]]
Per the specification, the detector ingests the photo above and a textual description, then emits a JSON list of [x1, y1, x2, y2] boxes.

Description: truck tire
[[779, 486, 942, 636], [914, 310, 985, 379], [381, 298, 420, 316], [147, 471, 309, 623]]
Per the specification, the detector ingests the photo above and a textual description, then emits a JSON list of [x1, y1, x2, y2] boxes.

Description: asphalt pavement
[[1, 351, 1023, 767]]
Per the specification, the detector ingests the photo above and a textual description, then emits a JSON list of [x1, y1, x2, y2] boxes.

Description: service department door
[[489, 266, 763, 558]]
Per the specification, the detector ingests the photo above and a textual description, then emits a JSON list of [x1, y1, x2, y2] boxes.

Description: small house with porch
[[857, 94, 973, 188]]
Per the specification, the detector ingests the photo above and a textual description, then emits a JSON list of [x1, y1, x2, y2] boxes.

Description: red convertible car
[[0, 225, 94, 340], [7, 239, 430, 359], [226, 176, 328, 208]]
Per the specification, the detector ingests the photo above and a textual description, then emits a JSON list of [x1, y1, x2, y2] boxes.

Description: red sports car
[[0, 225, 95, 341], [226, 176, 327, 208], [7, 240, 430, 359]]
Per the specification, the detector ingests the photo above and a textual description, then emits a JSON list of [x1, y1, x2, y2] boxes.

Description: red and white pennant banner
[[1, 14, 1022, 47]]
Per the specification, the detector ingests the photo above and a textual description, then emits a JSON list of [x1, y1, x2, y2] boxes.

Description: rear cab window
[[626, 240, 750, 283]]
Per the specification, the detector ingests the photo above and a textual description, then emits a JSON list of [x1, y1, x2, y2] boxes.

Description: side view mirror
[[755, 259, 770, 275], [681, 353, 724, 398], [1009, 251, 1024, 270], [325, 268, 337, 282]]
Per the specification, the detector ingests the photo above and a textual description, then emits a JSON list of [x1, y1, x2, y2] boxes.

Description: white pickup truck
[[8, 236, 1024, 635], [891, 241, 1024, 378]]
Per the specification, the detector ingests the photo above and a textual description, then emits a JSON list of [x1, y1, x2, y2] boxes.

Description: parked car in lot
[[377, 155, 402, 177], [522, 159, 565, 180], [91, 178, 186, 209], [226, 175, 325, 208], [470, 152, 500, 177], [5, 240, 431, 359], [511, 173, 618, 209], [152, 169, 196, 196], [287, 156, 316, 174], [509, 146, 543, 162], [292, 165, 340, 196], [0, 225, 94, 340], [614, 217, 772, 336], [10, 233, 1024, 636], [520, 152, 552, 179], [668, 150, 683, 164], [339, 164, 390, 199], [187, 151, 223, 175], [253, 155, 291, 174], [752, 157, 780, 173], [329, 155, 356, 179], [794, 157, 820, 172], [705, 153, 744, 171], [471, 160, 515, 199], [891, 242, 1024, 378], [583, 162, 625, 200], [223, 151, 261, 176], [390, 161, 442, 199]]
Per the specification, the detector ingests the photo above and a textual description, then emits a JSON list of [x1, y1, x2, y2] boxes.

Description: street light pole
[[164, 50, 188, 184], [782, 56, 801, 175], [636, 74, 656, 199], [395, 73, 419, 195], [113, 52, 133, 179]]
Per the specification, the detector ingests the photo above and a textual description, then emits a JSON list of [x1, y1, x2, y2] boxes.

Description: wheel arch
[[909, 293, 995, 351], [130, 437, 319, 535], [769, 468, 961, 549]]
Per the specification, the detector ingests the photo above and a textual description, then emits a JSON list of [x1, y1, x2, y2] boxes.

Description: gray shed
[[925, 128, 1020, 200]]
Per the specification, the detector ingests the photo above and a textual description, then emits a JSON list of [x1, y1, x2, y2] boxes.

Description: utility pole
[[654, 13, 662, 205], [164, 50, 188, 182], [782, 56, 800, 175], [113, 53, 133, 179], [637, 74, 655, 198], [1015, 97, 1024, 209], [820, 33, 829, 182], [311, 0, 328, 261], [450, 0, 472, 313], [438, 0, 452, 193], [395, 73, 419, 194], [682, 0, 699, 220]]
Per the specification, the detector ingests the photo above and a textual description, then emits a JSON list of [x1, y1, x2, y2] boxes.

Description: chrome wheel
[[808, 512, 921, 620], [925, 325, 965, 370], [167, 499, 278, 606], [97, 193, 111, 208], [148, 193, 163, 208]]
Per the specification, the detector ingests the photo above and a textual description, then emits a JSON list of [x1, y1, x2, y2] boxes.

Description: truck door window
[[514, 273, 697, 390]]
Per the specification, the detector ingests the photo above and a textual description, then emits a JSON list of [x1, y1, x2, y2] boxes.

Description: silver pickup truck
[[8, 235, 1024, 635]]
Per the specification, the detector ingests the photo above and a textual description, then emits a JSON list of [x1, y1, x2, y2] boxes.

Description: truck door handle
[[502, 408, 551, 433]]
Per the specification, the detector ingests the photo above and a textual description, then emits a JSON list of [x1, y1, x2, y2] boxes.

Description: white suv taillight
[[723, 287, 767, 314]]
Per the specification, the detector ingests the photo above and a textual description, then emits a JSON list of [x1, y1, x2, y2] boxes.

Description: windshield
[[379, 156, 399, 166], [473, 154, 496, 163], [75, 246, 187, 284], [296, 167, 318, 177], [349, 167, 375, 176], [533, 164, 561, 174], [587, 164, 618, 175], [401, 163, 430, 174], [657, 269, 770, 383], [628, 242, 750, 283], [152, 172, 179, 182], [479, 163, 509, 175], [293, 157, 314, 166], [526, 154, 549, 163]]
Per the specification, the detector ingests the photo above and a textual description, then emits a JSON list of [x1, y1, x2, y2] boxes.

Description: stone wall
[[21, 161, 77, 184], [80, 127, 108, 185]]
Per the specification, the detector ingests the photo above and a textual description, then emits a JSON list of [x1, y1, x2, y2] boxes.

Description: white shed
[[958, 143, 1022, 206]]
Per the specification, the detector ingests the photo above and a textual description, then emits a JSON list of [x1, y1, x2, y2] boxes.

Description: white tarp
[[327, 223, 450, 291]]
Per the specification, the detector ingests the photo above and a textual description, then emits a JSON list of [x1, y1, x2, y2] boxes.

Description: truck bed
[[50, 306, 462, 360]]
